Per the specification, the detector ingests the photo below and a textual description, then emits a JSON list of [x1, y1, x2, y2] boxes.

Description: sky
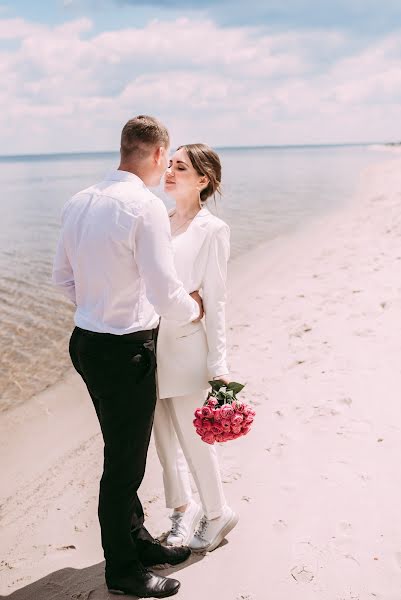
[[1, 0, 401, 154]]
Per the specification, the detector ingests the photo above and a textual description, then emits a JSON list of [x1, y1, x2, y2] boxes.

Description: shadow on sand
[[0, 553, 206, 600]]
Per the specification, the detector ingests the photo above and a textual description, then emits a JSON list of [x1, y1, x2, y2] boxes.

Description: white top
[[52, 169, 199, 334], [156, 207, 230, 397]]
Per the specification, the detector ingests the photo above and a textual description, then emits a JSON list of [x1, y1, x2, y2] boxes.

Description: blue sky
[[6, 0, 401, 33], [1, 0, 401, 153]]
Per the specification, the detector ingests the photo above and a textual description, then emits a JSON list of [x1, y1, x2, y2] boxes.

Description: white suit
[[153, 206, 230, 519]]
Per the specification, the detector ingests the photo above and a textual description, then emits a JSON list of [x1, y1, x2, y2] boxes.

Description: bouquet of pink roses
[[193, 380, 255, 444]]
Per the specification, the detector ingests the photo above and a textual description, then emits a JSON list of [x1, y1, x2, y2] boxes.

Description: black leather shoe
[[107, 566, 180, 598], [137, 538, 191, 567]]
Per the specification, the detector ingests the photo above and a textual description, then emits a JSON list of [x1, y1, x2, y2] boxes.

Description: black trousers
[[69, 325, 159, 578]]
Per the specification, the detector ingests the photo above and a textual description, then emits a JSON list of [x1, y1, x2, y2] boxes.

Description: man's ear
[[154, 145, 165, 165]]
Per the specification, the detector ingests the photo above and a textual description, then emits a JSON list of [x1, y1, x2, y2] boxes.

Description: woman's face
[[164, 147, 207, 200]]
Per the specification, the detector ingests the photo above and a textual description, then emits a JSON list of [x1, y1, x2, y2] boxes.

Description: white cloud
[[1, 15, 401, 153], [0, 17, 45, 39]]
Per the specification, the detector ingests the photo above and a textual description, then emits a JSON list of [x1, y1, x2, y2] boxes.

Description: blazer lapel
[[169, 208, 212, 287], [186, 207, 212, 255]]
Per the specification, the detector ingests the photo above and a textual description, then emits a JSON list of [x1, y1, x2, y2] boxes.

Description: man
[[52, 115, 204, 598]]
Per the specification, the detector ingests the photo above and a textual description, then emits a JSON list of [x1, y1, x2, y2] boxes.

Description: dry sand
[[1, 158, 401, 599]]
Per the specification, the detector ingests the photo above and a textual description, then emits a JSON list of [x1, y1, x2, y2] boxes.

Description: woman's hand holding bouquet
[[193, 380, 255, 444]]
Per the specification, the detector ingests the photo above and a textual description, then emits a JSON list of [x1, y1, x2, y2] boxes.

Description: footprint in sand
[[222, 471, 242, 484], [290, 565, 314, 583], [311, 404, 341, 418], [353, 328, 374, 337], [338, 521, 353, 535], [268, 441, 287, 458], [289, 324, 313, 338], [337, 419, 372, 437], [272, 519, 288, 532], [337, 397, 352, 407]]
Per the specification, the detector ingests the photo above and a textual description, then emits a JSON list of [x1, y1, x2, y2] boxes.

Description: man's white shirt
[[52, 169, 199, 334]]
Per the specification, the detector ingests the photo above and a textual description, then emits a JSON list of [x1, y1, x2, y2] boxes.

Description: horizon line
[[0, 141, 392, 162]]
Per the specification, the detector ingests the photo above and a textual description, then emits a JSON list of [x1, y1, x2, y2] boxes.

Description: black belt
[[76, 326, 158, 342]]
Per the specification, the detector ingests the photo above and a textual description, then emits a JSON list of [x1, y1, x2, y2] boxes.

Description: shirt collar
[[105, 169, 146, 187]]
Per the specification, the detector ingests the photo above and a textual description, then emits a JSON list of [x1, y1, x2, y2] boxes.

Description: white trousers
[[153, 391, 226, 520]]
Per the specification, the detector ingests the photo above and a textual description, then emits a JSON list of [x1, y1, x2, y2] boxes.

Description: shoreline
[[2, 157, 401, 598]]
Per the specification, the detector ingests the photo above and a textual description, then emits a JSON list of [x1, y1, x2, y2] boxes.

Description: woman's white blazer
[[156, 207, 230, 399]]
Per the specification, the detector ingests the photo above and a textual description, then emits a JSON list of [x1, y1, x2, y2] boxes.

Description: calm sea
[[0, 144, 392, 411]]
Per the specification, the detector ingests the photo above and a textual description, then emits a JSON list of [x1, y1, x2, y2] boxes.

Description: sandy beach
[[1, 157, 401, 600]]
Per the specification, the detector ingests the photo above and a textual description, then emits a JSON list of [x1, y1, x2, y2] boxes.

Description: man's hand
[[213, 374, 230, 385], [190, 290, 204, 322]]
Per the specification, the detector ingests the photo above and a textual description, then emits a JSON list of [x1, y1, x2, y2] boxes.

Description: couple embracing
[[52, 115, 238, 597]]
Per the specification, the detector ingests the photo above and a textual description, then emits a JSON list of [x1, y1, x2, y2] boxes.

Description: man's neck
[[118, 162, 149, 186]]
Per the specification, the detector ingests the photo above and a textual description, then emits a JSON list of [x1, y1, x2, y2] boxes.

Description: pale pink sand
[[1, 158, 401, 599]]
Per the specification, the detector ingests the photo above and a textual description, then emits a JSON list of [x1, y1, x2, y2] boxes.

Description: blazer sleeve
[[202, 222, 230, 378]]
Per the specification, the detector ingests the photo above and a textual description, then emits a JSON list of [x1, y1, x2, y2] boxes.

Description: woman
[[153, 143, 238, 553]]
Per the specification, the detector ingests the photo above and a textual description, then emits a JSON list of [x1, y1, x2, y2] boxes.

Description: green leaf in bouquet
[[208, 379, 227, 392], [226, 381, 245, 394]]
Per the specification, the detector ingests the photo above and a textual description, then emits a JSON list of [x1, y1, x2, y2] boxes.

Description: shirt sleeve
[[52, 204, 76, 305], [134, 198, 200, 323], [202, 223, 230, 378]]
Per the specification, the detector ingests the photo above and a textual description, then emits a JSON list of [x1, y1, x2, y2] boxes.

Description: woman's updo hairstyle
[[177, 143, 222, 204]]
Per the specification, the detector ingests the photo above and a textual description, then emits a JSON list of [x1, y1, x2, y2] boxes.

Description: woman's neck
[[173, 196, 200, 219]]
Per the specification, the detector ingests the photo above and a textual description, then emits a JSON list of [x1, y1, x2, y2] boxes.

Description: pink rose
[[234, 402, 245, 413], [231, 414, 244, 426], [221, 404, 234, 419], [194, 408, 203, 419], [202, 420, 213, 432], [212, 423, 224, 435], [201, 406, 213, 419], [201, 431, 216, 445], [213, 408, 222, 421], [245, 415, 254, 424], [221, 419, 231, 431], [231, 425, 242, 434], [207, 397, 219, 407], [193, 418, 203, 429], [241, 425, 251, 435]]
